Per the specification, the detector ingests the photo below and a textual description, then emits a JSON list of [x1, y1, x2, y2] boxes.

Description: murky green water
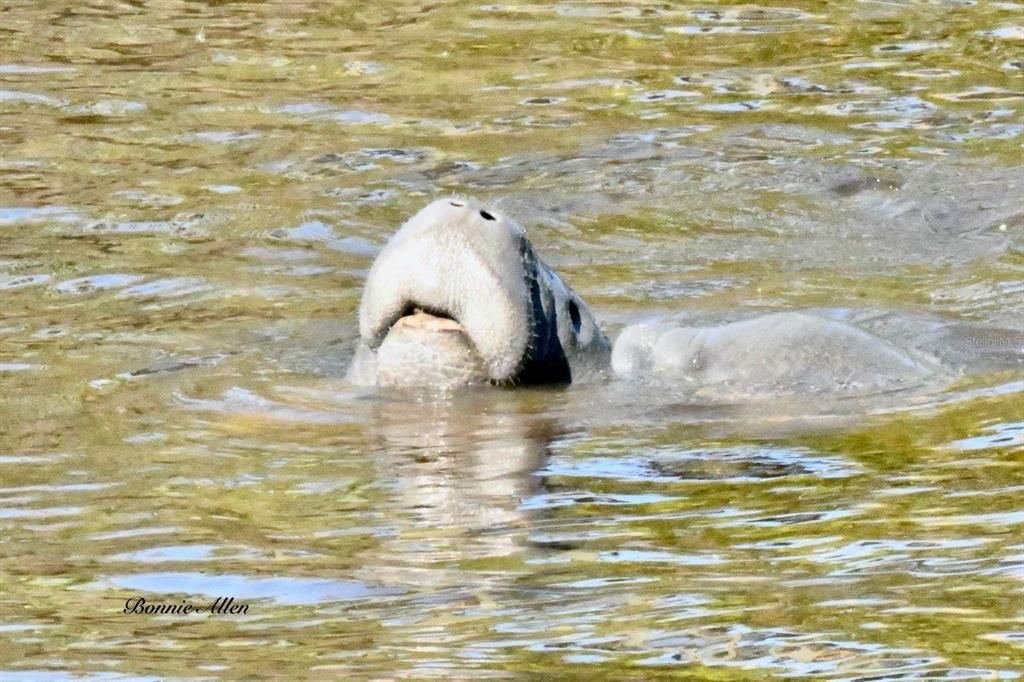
[[1, 0, 1023, 678]]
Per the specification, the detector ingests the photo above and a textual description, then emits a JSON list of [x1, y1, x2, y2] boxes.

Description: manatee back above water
[[612, 312, 937, 396]]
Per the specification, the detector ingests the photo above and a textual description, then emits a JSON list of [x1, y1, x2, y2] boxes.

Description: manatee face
[[349, 198, 610, 389]]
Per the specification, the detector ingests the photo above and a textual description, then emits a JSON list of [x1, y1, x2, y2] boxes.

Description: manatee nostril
[[568, 298, 582, 335], [449, 201, 464, 207], [479, 209, 496, 221]]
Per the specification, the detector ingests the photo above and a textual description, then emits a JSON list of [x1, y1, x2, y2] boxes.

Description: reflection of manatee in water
[[363, 393, 556, 587], [347, 198, 937, 395]]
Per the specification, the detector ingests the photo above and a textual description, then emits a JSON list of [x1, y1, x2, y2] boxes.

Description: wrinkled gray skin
[[347, 197, 610, 389], [348, 198, 933, 394]]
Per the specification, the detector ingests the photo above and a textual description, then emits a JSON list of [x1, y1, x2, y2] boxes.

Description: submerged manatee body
[[348, 198, 935, 395], [347, 198, 610, 389], [612, 312, 935, 396]]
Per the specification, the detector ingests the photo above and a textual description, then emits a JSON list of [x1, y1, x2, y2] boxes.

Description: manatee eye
[[479, 209, 496, 221], [449, 201, 464, 207], [568, 298, 582, 335]]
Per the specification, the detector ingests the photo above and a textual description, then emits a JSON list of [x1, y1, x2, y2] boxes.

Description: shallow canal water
[[1, 0, 1023, 678]]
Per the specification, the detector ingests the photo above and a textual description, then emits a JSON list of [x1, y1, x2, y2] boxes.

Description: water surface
[[1, 0, 1023, 678]]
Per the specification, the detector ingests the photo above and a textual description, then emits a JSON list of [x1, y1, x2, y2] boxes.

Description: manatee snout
[[348, 197, 610, 390]]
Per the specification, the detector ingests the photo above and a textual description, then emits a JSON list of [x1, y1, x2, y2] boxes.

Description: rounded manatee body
[[347, 197, 610, 389], [612, 312, 934, 394]]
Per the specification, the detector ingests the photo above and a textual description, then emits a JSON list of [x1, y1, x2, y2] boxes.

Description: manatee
[[347, 197, 611, 388], [611, 313, 935, 396], [348, 198, 937, 395]]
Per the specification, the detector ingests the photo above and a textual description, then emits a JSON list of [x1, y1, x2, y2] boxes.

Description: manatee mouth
[[377, 301, 483, 357], [372, 298, 513, 385], [374, 305, 494, 389], [388, 307, 467, 336]]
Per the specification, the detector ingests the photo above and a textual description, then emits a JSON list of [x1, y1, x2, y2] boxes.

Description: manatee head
[[351, 197, 610, 389]]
